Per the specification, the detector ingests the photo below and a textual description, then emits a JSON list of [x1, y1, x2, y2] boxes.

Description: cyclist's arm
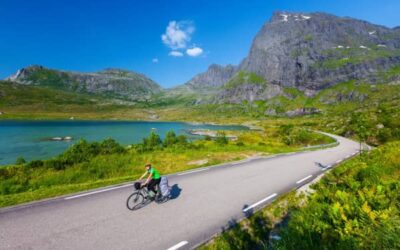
[[144, 172, 153, 185], [139, 171, 148, 180]]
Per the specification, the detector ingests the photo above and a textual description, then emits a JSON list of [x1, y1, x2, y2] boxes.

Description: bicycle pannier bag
[[159, 176, 171, 197]]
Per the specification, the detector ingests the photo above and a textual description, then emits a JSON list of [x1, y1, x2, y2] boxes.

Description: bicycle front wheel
[[126, 192, 145, 210]]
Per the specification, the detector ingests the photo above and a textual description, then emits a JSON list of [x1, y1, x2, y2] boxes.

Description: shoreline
[[0, 118, 256, 130]]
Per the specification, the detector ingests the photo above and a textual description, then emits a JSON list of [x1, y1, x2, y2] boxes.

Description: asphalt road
[[0, 133, 360, 250]]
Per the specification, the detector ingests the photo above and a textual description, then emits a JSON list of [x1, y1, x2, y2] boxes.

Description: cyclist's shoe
[[147, 190, 156, 200]]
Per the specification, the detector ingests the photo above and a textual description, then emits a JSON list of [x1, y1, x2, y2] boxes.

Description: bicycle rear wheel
[[126, 192, 145, 210]]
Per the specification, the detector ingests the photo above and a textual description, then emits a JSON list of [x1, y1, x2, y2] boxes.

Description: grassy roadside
[[0, 127, 333, 208], [200, 141, 400, 250]]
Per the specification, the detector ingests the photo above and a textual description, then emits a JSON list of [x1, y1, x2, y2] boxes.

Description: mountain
[[6, 65, 161, 101], [239, 11, 400, 90], [184, 64, 237, 90], [213, 71, 283, 104], [184, 11, 400, 104]]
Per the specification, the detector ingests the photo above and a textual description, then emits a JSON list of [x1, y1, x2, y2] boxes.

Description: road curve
[[0, 133, 360, 250]]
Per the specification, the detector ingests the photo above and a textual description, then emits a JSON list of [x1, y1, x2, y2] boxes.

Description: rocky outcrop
[[319, 90, 368, 104], [284, 107, 321, 117], [215, 83, 283, 104], [6, 65, 161, 101], [184, 64, 237, 90], [239, 11, 400, 90]]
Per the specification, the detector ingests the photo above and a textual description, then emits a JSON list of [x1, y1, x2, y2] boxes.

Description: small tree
[[99, 138, 125, 154], [164, 130, 178, 147], [142, 130, 162, 151], [15, 156, 26, 165], [350, 112, 371, 153]]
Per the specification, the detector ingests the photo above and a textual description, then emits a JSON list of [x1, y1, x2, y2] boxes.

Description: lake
[[0, 120, 247, 165]]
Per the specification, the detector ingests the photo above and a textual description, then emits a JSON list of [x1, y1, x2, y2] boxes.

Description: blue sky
[[1, 0, 399, 88]]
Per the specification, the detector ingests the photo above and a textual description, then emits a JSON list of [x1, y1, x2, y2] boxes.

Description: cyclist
[[139, 163, 161, 199]]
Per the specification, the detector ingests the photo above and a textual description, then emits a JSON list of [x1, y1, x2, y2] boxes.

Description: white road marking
[[167, 241, 188, 250], [64, 184, 132, 200], [178, 168, 209, 176], [321, 165, 332, 171], [243, 193, 277, 212], [296, 175, 313, 184]]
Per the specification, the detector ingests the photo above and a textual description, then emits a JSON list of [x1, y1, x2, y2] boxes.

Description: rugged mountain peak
[[239, 11, 400, 90], [184, 64, 237, 90], [270, 11, 316, 23], [6, 65, 44, 82]]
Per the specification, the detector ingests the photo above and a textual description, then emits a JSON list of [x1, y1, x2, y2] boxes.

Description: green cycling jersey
[[148, 167, 161, 179]]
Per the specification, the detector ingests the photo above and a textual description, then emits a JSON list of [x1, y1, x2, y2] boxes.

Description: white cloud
[[169, 51, 184, 57], [186, 46, 203, 57], [161, 20, 194, 50], [152, 58, 159, 63]]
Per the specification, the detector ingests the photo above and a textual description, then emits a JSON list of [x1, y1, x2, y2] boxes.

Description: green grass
[[314, 47, 400, 70], [0, 81, 97, 107], [224, 71, 266, 89]]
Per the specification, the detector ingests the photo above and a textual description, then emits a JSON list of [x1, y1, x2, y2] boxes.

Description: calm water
[[0, 120, 247, 165]]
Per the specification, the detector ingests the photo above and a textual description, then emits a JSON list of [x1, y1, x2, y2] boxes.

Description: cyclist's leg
[[155, 178, 162, 197], [147, 179, 157, 193]]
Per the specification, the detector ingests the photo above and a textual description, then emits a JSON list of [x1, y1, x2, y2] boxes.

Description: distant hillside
[[0, 80, 99, 107], [6, 65, 161, 101]]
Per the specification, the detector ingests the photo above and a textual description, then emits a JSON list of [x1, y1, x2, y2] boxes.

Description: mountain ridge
[[6, 65, 161, 101]]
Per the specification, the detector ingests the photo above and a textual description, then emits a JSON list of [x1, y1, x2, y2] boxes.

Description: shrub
[[60, 139, 100, 165], [44, 159, 66, 170], [55, 138, 125, 167], [141, 130, 162, 151], [177, 135, 188, 145], [279, 124, 294, 135], [164, 130, 178, 147], [236, 141, 245, 147], [215, 131, 228, 145], [0, 168, 9, 179], [99, 138, 125, 154], [282, 135, 294, 145], [27, 160, 44, 168], [15, 157, 26, 165], [204, 135, 212, 141], [377, 128, 392, 143], [294, 129, 312, 144]]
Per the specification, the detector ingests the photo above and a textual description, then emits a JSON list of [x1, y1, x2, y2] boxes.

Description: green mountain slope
[[7, 65, 161, 101]]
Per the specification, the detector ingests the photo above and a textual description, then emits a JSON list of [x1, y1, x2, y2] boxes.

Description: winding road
[[0, 133, 360, 250]]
